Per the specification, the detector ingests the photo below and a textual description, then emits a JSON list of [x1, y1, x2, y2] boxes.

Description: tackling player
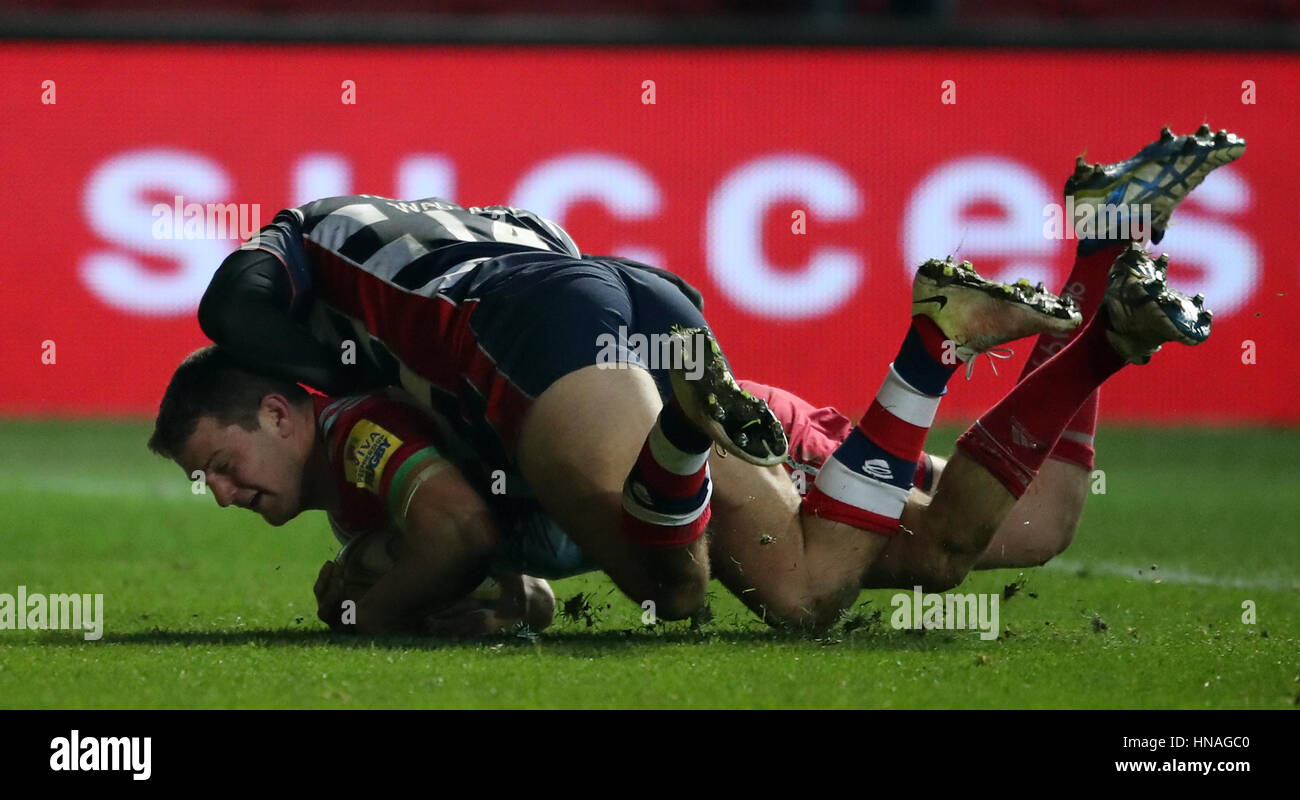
[[311, 124, 1240, 631], [194, 196, 787, 623]]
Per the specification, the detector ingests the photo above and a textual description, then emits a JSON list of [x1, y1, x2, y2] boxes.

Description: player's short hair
[[148, 345, 309, 459]]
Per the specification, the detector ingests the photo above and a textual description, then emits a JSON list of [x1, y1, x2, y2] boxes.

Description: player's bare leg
[[706, 451, 877, 629], [703, 259, 1079, 628], [518, 337, 787, 621], [963, 458, 1088, 568], [516, 366, 699, 619], [864, 244, 1213, 589], [979, 124, 1245, 567], [876, 453, 1082, 569]]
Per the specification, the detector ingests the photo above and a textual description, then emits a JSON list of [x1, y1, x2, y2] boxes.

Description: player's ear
[[258, 393, 296, 436]]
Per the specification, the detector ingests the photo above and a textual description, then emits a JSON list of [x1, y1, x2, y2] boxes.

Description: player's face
[[178, 410, 308, 526]]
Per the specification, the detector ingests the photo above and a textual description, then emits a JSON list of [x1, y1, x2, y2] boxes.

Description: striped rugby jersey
[[242, 195, 583, 469], [256, 195, 580, 299], [244, 194, 579, 367]]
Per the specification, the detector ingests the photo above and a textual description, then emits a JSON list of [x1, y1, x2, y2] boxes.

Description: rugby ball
[[335, 529, 404, 589]]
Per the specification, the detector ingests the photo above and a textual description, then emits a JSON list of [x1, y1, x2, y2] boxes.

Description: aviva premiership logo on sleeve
[[344, 420, 403, 493]]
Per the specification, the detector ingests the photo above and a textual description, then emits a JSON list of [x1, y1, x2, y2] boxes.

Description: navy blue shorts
[[421, 253, 709, 464], [460, 254, 708, 401]]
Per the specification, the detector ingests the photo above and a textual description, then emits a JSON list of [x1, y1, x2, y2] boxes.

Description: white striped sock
[[812, 456, 910, 520], [647, 420, 710, 476], [877, 365, 943, 428]]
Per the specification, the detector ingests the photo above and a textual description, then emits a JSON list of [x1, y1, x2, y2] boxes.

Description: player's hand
[[313, 560, 348, 631]]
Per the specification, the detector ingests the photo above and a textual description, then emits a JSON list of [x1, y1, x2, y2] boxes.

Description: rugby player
[[147, 253, 1077, 634], [192, 196, 787, 623], [324, 124, 1239, 631], [145, 345, 554, 635]]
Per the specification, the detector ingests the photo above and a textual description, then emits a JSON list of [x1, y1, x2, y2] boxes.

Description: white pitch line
[[1044, 557, 1299, 593], [2, 475, 191, 502]]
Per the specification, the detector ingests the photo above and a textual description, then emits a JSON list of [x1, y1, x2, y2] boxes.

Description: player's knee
[[922, 540, 985, 592], [641, 566, 709, 622], [1022, 524, 1079, 567], [1050, 521, 1079, 559], [918, 565, 965, 594], [1047, 501, 1084, 560], [629, 539, 710, 621], [761, 584, 858, 632], [1021, 462, 1088, 564], [652, 576, 709, 622], [644, 590, 702, 622], [1023, 504, 1084, 567]]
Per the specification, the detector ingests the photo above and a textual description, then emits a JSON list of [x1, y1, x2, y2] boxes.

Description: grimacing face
[[176, 398, 311, 527]]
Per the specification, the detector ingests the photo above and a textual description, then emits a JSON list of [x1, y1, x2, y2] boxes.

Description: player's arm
[[350, 454, 500, 635], [198, 210, 385, 395]]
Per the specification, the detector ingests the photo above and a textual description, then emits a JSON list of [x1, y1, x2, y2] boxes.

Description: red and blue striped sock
[[803, 315, 954, 534], [621, 396, 714, 548]]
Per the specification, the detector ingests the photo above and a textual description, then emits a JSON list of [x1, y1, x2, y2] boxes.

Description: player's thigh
[[863, 454, 1017, 590], [518, 363, 662, 497], [708, 451, 877, 627], [517, 363, 709, 608]]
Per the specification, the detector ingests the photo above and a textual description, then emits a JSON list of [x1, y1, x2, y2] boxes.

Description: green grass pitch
[[0, 420, 1296, 709]]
